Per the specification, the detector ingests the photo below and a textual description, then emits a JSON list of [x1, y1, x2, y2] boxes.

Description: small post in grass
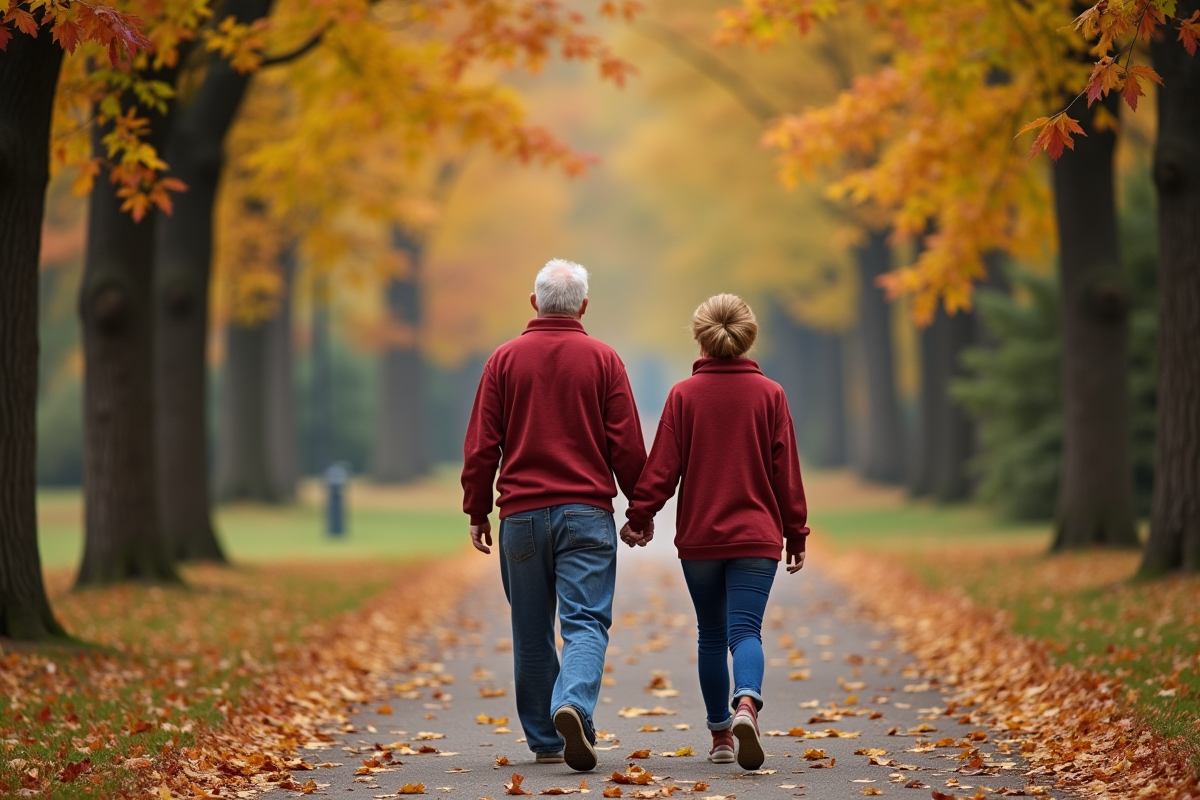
[[324, 462, 350, 538]]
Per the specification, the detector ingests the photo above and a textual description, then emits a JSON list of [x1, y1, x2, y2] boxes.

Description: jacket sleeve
[[771, 395, 810, 554], [605, 364, 648, 501], [461, 359, 504, 526], [625, 398, 681, 531]]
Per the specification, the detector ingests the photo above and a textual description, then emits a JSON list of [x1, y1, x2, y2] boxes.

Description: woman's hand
[[620, 521, 654, 547], [786, 551, 805, 573]]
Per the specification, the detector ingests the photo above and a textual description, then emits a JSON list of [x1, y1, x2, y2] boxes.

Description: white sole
[[731, 714, 764, 770]]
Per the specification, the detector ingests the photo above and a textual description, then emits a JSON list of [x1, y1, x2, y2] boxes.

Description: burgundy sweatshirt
[[625, 358, 809, 560], [461, 317, 647, 525]]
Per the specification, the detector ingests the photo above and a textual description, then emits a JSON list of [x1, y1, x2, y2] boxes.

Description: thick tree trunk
[[155, 0, 272, 559], [1049, 91, 1139, 550], [911, 308, 975, 501], [77, 118, 179, 585], [311, 280, 334, 472], [809, 331, 848, 468], [266, 246, 298, 499], [1141, 4, 1200, 575], [854, 228, 904, 484], [370, 226, 430, 483], [0, 30, 69, 638], [216, 322, 278, 501]]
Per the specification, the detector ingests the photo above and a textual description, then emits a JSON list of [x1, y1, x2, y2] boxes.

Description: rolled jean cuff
[[706, 715, 733, 731], [732, 689, 764, 711]]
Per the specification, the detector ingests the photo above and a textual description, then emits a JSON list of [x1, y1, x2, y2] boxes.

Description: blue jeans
[[498, 504, 617, 753], [680, 557, 778, 730]]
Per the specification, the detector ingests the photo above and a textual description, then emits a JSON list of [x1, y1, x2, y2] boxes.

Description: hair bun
[[692, 294, 757, 358]]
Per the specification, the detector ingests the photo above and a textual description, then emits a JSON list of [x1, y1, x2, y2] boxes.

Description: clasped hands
[[619, 520, 653, 548]]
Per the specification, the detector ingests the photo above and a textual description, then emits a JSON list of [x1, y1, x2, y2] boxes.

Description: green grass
[[35, 481, 469, 570]]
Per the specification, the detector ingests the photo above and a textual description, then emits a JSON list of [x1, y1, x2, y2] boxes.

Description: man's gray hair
[[534, 258, 589, 315]]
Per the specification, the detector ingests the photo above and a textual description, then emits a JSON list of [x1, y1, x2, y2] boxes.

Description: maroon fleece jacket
[[625, 358, 809, 560], [461, 317, 646, 524]]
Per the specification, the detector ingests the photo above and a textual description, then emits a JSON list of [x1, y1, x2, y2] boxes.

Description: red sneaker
[[709, 728, 735, 764], [731, 698, 764, 770]]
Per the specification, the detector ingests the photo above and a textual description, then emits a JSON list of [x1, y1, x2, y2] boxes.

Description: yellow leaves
[[203, 14, 267, 73], [602, 789, 622, 798], [860, 788, 883, 796], [788, 669, 811, 681], [617, 707, 677, 718], [399, 784, 427, 795], [477, 714, 509, 725], [480, 687, 507, 698], [802, 748, 827, 760]]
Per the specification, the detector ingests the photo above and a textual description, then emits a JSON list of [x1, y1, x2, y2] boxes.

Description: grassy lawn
[[3, 472, 472, 798], [36, 468, 470, 570], [808, 470, 1200, 768]]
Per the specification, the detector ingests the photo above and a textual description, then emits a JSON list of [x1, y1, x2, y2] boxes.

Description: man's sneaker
[[553, 705, 598, 772], [730, 698, 764, 770], [535, 752, 565, 764], [709, 728, 735, 764]]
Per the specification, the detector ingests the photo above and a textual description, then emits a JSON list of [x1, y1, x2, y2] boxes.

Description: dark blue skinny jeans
[[679, 557, 778, 730]]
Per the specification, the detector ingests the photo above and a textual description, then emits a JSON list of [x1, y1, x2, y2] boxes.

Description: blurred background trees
[[4, 0, 1199, 638]]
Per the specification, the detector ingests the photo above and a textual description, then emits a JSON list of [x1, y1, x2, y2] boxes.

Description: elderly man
[[462, 259, 648, 771]]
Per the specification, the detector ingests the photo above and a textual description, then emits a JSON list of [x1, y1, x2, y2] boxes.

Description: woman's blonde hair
[[692, 294, 757, 358]]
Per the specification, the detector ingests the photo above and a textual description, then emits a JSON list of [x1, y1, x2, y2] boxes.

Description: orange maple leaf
[[1121, 64, 1162, 112], [1085, 56, 1123, 106], [1179, 11, 1200, 56], [1019, 114, 1086, 161]]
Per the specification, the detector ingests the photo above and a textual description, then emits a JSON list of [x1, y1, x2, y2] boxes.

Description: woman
[[622, 293, 808, 770]]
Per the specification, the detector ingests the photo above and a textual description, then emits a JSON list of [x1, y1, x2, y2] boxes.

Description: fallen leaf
[[802, 749, 826, 760], [400, 784, 427, 795], [628, 750, 651, 759], [638, 725, 663, 733], [602, 788, 622, 798], [506, 773, 533, 796], [379, 705, 394, 715], [860, 789, 882, 796]]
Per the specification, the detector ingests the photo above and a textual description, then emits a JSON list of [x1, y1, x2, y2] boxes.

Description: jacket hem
[[499, 495, 616, 519], [676, 541, 783, 561]]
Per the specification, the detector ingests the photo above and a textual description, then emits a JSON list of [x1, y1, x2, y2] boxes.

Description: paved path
[[305, 524, 1063, 799]]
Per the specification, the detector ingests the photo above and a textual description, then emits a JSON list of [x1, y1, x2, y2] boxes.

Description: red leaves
[[1121, 64, 1163, 112], [1017, 114, 1086, 161], [57, 759, 91, 783], [1086, 57, 1123, 106], [1179, 11, 1200, 56]]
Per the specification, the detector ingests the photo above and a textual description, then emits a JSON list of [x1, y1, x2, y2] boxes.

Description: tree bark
[[0, 29, 69, 637], [370, 225, 430, 483], [854, 228, 904, 484], [809, 331, 848, 468], [1140, 3, 1200, 575], [216, 320, 278, 501], [1049, 90, 1139, 550], [266, 245, 298, 499], [155, 0, 273, 559], [77, 112, 180, 586], [911, 308, 975, 501], [310, 276, 335, 472]]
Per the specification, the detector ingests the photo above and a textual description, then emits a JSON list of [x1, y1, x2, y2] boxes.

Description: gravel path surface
[[304, 516, 1064, 799]]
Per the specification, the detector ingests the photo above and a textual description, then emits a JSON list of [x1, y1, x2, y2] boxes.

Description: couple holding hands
[[462, 259, 809, 772]]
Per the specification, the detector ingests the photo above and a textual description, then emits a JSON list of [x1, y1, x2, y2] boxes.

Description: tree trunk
[[266, 245, 298, 499], [1140, 3, 1200, 575], [77, 115, 179, 586], [0, 29, 69, 638], [370, 225, 430, 483], [1049, 90, 1139, 550], [155, 0, 272, 559], [854, 228, 904, 484], [810, 331, 848, 468], [216, 321, 278, 501], [311, 278, 334, 472], [911, 308, 975, 501]]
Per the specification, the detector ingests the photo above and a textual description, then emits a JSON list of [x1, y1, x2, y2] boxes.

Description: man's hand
[[620, 520, 654, 547], [471, 521, 493, 554], [786, 550, 805, 574]]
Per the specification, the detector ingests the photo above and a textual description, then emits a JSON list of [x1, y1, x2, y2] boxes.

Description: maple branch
[[260, 26, 330, 68], [632, 17, 780, 122]]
